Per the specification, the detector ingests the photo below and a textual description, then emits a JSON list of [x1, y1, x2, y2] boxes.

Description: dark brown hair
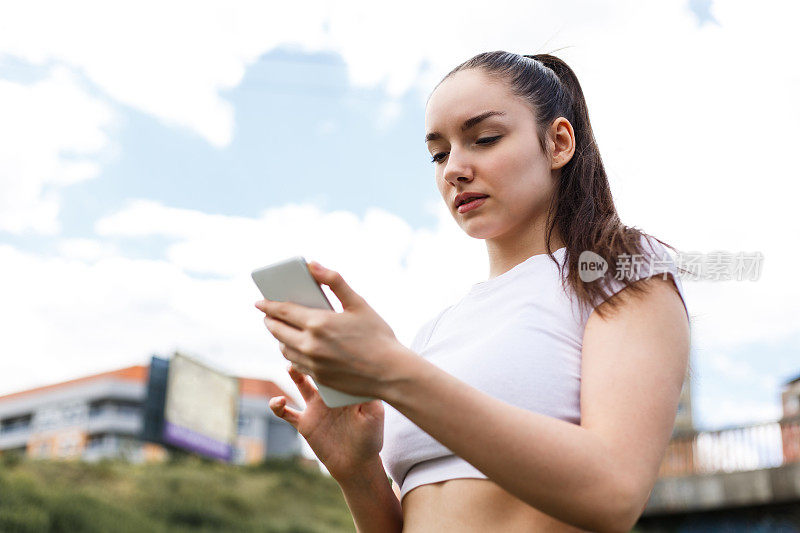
[[433, 50, 688, 322]]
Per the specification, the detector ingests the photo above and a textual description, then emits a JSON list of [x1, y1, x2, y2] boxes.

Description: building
[[0, 362, 302, 464], [782, 374, 800, 419], [781, 373, 800, 463]]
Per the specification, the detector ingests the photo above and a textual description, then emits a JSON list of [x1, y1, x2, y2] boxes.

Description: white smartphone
[[251, 256, 375, 408]]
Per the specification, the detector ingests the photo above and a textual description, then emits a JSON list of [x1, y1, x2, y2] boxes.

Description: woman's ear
[[550, 117, 576, 170]]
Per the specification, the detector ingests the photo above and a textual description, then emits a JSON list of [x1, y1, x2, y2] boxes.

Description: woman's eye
[[429, 136, 502, 165]]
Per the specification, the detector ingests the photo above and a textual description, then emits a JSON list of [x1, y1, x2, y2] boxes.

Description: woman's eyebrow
[[425, 110, 507, 143]]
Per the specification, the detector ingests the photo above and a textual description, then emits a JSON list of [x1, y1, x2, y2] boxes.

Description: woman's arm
[[336, 456, 403, 533], [381, 277, 690, 532]]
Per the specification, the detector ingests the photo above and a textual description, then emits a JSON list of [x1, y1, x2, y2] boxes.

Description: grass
[[0, 453, 355, 532]]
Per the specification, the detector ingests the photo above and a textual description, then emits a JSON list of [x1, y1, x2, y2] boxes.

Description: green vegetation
[[0, 453, 355, 533]]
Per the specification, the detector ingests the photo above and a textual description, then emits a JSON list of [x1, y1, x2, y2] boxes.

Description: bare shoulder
[[588, 274, 688, 327]]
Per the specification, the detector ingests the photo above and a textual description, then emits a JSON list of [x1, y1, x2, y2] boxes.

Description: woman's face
[[425, 68, 558, 242]]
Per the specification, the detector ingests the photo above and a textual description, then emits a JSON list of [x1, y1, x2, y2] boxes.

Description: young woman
[[255, 51, 691, 532]]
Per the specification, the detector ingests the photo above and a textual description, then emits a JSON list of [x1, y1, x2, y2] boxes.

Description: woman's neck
[[484, 227, 565, 281]]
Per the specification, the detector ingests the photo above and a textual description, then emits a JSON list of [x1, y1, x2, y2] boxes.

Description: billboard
[[162, 353, 239, 461]]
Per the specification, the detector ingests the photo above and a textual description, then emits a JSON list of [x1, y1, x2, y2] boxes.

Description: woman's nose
[[443, 149, 475, 186]]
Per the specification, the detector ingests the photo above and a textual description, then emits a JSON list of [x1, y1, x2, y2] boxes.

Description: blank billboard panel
[[163, 353, 238, 461]]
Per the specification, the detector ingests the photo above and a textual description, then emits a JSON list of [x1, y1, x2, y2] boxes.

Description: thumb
[[269, 396, 301, 429], [308, 261, 364, 310]]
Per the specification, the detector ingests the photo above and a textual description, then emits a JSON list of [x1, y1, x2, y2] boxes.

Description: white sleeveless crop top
[[379, 235, 689, 500]]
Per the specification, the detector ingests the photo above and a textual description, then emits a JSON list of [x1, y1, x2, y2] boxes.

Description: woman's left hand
[[254, 261, 404, 399]]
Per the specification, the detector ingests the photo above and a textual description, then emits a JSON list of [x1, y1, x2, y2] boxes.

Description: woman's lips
[[457, 196, 488, 214]]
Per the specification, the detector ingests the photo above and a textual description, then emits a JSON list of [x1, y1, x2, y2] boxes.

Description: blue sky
[[1, 0, 798, 446], [4, 48, 439, 257]]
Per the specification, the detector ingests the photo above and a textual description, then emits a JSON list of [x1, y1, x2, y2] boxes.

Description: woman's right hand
[[269, 364, 385, 482]]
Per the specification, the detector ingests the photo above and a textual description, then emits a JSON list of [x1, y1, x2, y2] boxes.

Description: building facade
[[781, 373, 800, 463], [0, 364, 302, 464]]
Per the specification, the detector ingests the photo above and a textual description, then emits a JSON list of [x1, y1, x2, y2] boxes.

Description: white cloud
[[0, 0, 334, 148], [57, 238, 121, 262], [0, 66, 114, 234], [0, 201, 486, 409], [0, 241, 277, 397]]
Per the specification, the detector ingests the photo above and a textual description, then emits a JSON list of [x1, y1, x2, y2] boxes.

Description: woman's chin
[[458, 223, 504, 240]]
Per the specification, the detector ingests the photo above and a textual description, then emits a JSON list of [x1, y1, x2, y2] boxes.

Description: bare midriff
[[400, 478, 592, 533]]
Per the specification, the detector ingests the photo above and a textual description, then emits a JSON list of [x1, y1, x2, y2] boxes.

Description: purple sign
[[164, 421, 232, 461]]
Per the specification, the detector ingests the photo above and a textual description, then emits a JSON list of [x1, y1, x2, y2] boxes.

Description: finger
[[269, 396, 301, 427], [359, 399, 384, 419], [279, 343, 315, 374], [307, 261, 364, 310], [263, 315, 305, 349], [255, 298, 316, 330], [287, 363, 319, 402]]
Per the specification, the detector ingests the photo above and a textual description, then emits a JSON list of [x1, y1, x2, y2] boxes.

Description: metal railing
[[658, 414, 800, 477]]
